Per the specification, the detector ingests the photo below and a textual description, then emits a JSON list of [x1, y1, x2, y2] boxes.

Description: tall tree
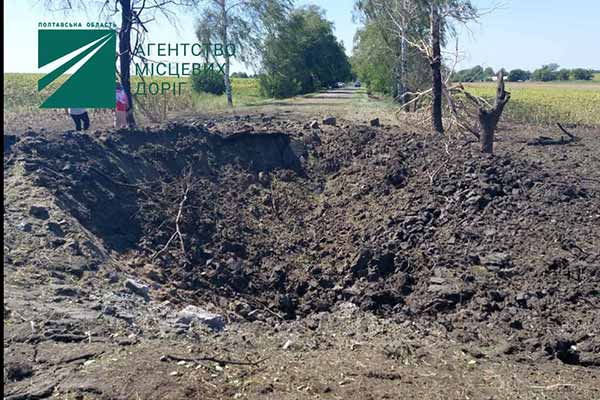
[[419, 0, 479, 134], [119, 0, 135, 126], [429, 2, 443, 133], [260, 6, 352, 98], [196, 0, 292, 106]]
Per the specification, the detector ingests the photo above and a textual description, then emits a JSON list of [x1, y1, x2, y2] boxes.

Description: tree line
[[452, 64, 596, 83], [194, 2, 352, 100]]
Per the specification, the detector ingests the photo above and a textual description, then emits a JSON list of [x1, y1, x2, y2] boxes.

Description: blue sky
[[4, 0, 599, 73]]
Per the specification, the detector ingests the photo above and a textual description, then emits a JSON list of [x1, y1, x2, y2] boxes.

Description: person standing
[[115, 82, 129, 129], [66, 108, 90, 131]]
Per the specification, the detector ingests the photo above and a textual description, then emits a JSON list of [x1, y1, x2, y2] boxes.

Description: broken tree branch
[[151, 167, 192, 261], [163, 353, 266, 367], [527, 123, 578, 146], [557, 123, 576, 140]]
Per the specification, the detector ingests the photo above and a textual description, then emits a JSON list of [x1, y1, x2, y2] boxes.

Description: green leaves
[[259, 6, 352, 98]]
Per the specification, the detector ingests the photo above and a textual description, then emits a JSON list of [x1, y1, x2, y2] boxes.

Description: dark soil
[[4, 115, 600, 399]]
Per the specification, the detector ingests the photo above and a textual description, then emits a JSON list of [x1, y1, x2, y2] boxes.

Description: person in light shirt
[[115, 82, 129, 129], [65, 107, 90, 131]]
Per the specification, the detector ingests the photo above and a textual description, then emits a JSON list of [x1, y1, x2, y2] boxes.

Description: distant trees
[[451, 66, 509, 82], [506, 69, 531, 82], [557, 69, 570, 81], [452, 65, 486, 82], [191, 70, 226, 95], [259, 5, 352, 98], [354, 0, 481, 134], [351, 24, 395, 94], [455, 65, 594, 83], [354, 0, 433, 104], [230, 72, 250, 78], [531, 63, 559, 81], [570, 68, 594, 80]]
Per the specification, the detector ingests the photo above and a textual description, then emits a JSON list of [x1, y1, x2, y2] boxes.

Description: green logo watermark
[[38, 28, 116, 108]]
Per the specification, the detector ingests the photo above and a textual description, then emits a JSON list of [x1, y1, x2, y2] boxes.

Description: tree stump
[[479, 72, 510, 154]]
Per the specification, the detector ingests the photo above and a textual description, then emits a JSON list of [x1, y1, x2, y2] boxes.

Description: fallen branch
[[452, 85, 493, 109], [557, 123, 576, 140], [151, 168, 192, 261], [163, 353, 266, 367], [530, 383, 576, 390], [443, 86, 480, 140], [426, 141, 461, 184], [43, 333, 88, 343], [527, 124, 577, 146], [58, 350, 102, 365], [247, 306, 284, 320]]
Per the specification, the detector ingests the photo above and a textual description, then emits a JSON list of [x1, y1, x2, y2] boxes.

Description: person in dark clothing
[[66, 108, 90, 131]]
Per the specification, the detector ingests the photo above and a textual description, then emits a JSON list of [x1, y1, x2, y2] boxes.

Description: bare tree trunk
[[220, 0, 233, 107], [479, 72, 510, 153], [396, 29, 408, 105], [223, 53, 232, 106], [393, 52, 400, 99], [119, 0, 136, 127], [430, 4, 443, 134]]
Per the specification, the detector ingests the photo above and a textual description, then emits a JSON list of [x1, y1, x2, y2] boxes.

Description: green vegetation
[[351, 24, 392, 94], [195, 0, 292, 106], [351, 23, 430, 96], [351, 2, 432, 98], [5, 71, 599, 128], [186, 76, 264, 111], [531, 64, 561, 81], [190, 70, 226, 96], [452, 66, 503, 82], [4, 73, 65, 113], [259, 5, 352, 98], [230, 72, 250, 78], [507, 69, 531, 82], [464, 81, 600, 125]]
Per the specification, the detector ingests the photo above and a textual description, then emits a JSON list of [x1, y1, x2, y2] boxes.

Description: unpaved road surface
[[3, 91, 600, 399]]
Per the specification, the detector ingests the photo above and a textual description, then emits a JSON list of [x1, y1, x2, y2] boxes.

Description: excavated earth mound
[[4, 118, 600, 373]]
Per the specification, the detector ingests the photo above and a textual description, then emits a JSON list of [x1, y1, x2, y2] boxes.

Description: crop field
[[463, 80, 600, 126], [3, 73, 265, 125]]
